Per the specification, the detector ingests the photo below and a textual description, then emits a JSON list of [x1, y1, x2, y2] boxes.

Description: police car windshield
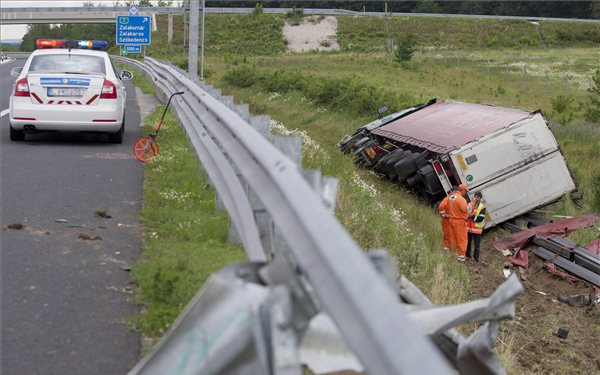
[[29, 54, 106, 75]]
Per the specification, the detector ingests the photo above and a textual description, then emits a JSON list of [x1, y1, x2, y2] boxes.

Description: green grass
[[114, 62, 156, 95], [128, 14, 600, 372], [145, 13, 285, 70], [337, 16, 600, 52], [131, 108, 245, 335]]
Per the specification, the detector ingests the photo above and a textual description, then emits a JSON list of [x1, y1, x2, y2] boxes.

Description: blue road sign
[[116, 16, 151, 46], [124, 45, 142, 53]]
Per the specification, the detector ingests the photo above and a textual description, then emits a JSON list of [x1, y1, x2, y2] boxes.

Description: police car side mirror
[[10, 67, 23, 77], [120, 70, 133, 80]]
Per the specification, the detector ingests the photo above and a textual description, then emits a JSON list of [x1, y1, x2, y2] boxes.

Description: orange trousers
[[441, 217, 451, 248], [449, 218, 468, 257]]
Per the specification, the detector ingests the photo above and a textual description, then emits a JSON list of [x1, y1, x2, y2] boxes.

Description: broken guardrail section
[[115, 55, 523, 375]]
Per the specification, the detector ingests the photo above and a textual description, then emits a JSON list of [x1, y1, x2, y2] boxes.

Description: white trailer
[[341, 100, 576, 228]]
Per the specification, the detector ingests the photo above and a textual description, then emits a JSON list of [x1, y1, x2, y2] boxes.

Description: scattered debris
[[494, 215, 598, 252], [554, 326, 570, 339], [7, 223, 24, 230], [120, 265, 132, 272], [509, 248, 529, 268], [534, 247, 600, 287], [503, 262, 512, 278], [544, 263, 581, 284], [501, 249, 512, 257], [68, 224, 84, 228], [535, 290, 548, 296], [55, 219, 68, 223], [587, 238, 600, 255], [78, 233, 102, 241], [95, 208, 112, 219], [557, 293, 592, 307]]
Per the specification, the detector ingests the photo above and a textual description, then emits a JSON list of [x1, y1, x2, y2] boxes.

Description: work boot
[[557, 294, 592, 307]]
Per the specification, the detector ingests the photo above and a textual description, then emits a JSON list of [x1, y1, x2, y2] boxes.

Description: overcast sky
[[1, 1, 164, 40]]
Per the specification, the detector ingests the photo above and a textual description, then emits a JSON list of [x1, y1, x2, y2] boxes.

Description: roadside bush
[[222, 67, 416, 117], [286, 8, 304, 26], [251, 3, 263, 16], [395, 34, 416, 63], [583, 69, 600, 123], [551, 95, 576, 126], [592, 173, 600, 212], [222, 65, 257, 88]]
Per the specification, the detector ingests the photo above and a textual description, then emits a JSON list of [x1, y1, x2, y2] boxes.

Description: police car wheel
[[9, 125, 25, 141], [107, 119, 124, 144]]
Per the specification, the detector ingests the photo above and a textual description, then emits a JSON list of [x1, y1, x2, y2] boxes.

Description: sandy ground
[[283, 16, 340, 53]]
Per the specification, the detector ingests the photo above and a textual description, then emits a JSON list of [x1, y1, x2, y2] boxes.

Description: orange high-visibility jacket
[[467, 201, 487, 234]]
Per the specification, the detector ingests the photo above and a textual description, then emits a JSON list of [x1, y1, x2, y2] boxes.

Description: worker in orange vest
[[447, 184, 469, 262], [438, 186, 457, 251], [467, 191, 487, 262]]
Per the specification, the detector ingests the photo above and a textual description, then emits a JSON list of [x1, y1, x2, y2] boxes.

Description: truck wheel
[[10, 125, 25, 141]]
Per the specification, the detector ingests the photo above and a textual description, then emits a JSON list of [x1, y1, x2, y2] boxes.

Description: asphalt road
[[1, 57, 143, 375]]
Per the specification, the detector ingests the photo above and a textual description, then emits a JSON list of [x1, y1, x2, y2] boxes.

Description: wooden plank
[[532, 247, 600, 287]]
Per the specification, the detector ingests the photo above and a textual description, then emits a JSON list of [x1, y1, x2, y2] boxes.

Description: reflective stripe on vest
[[467, 203, 486, 234]]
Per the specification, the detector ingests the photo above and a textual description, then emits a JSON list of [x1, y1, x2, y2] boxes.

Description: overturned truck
[[340, 99, 576, 228]]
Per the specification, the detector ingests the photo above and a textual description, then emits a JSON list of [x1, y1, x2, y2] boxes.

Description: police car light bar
[[36, 39, 108, 51]]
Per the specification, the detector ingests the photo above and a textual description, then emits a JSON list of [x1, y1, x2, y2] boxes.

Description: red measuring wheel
[[133, 136, 159, 162], [132, 91, 184, 163]]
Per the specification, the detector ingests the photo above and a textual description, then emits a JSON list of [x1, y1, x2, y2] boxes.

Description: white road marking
[[0, 109, 9, 118]]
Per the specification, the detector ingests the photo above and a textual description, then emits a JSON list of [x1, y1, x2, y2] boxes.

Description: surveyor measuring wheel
[[133, 91, 184, 163]]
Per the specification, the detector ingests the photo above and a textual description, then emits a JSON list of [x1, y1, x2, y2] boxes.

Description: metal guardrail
[[2, 6, 599, 23], [115, 55, 523, 375]]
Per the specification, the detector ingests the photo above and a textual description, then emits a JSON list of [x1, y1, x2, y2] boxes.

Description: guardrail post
[[249, 115, 272, 137], [271, 135, 302, 166]]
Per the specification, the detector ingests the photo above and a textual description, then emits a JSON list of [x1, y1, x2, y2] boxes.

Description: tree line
[[85, 1, 600, 19], [203, 1, 599, 19]]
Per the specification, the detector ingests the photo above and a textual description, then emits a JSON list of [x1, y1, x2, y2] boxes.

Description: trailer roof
[[372, 101, 537, 154]]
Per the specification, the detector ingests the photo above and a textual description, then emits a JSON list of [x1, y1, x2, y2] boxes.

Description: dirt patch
[[283, 16, 340, 53], [468, 230, 600, 374]]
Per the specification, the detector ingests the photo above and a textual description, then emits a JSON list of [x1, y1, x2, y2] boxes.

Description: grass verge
[[131, 107, 245, 335], [114, 62, 156, 95]]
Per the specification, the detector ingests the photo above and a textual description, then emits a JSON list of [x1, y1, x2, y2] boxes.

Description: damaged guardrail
[[115, 55, 523, 375]]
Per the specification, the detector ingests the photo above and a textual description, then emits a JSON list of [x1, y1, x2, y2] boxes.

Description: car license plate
[[47, 87, 85, 97]]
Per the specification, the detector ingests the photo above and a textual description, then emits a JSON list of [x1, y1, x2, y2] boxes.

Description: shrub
[[551, 95, 577, 126], [286, 8, 304, 26], [222, 66, 257, 88], [251, 3, 263, 16], [395, 34, 416, 63], [592, 173, 600, 212], [583, 69, 600, 123], [222, 67, 416, 117]]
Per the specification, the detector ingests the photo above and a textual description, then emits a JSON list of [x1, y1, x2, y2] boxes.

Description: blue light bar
[[77, 40, 108, 50]]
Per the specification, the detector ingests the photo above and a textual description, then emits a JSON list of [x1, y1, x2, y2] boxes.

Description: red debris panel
[[544, 263, 580, 284], [587, 238, 600, 256], [509, 249, 529, 268], [372, 101, 535, 154], [493, 215, 599, 252]]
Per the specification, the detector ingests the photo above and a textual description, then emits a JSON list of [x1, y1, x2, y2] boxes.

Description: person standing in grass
[[467, 191, 487, 262], [438, 186, 457, 251], [447, 184, 470, 262]]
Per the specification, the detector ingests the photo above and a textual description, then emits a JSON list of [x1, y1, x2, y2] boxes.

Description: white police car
[[9, 39, 133, 143]]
